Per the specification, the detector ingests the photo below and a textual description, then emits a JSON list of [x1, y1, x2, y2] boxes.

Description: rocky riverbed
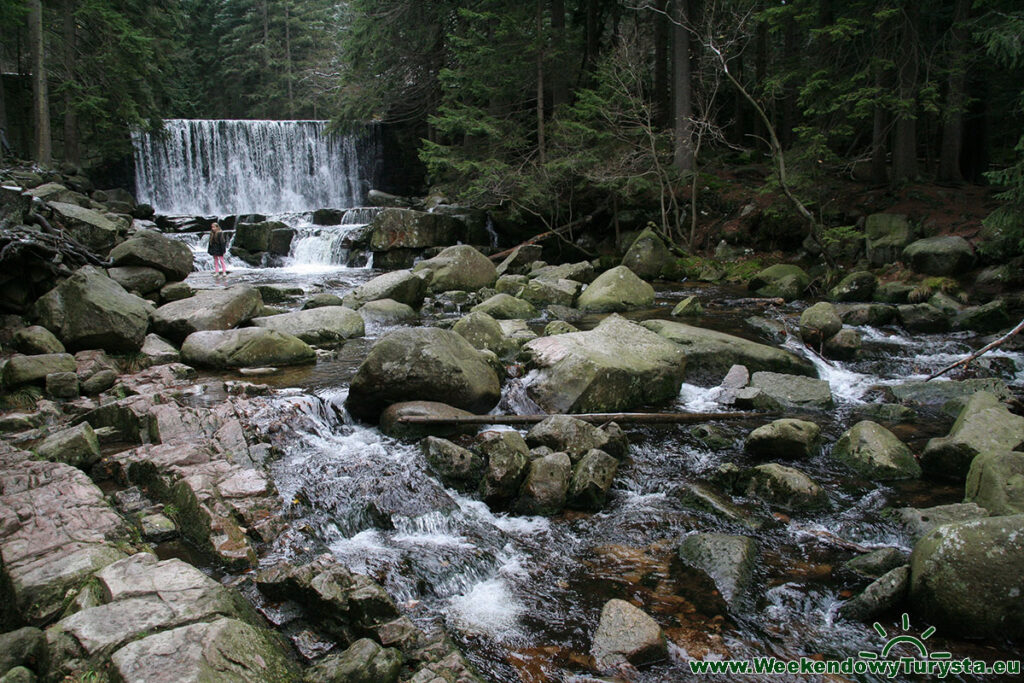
[[3, 166, 1024, 681]]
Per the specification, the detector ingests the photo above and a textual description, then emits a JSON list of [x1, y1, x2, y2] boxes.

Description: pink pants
[[213, 255, 226, 273]]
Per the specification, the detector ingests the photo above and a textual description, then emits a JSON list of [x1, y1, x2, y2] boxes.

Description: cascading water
[[132, 119, 376, 215]]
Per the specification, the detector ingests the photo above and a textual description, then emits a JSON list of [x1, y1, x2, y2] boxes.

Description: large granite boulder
[[522, 315, 686, 413], [590, 599, 666, 670], [748, 264, 809, 301], [621, 228, 675, 280], [108, 229, 194, 281], [358, 299, 417, 327], [865, 213, 914, 266], [677, 533, 757, 609], [903, 236, 976, 276], [413, 245, 497, 293], [964, 450, 1024, 516], [515, 452, 572, 515], [305, 638, 402, 683], [566, 449, 619, 511], [48, 202, 121, 252], [346, 327, 501, 420], [518, 278, 580, 307], [1, 353, 76, 387], [526, 415, 629, 460], [250, 306, 364, 345], [378, 401, 477, 440], [832, 421, 921, 480], [180, 328, 316, 368], [369, 208, 463, 250], [35, 266, 153, 352], [921, 391, 1024, 480], [747, 372, 834, 411], [909, 515, 1024, 638], [35, 423, 101, 469], [12, 326, 65, 355], [742, 463, 829, 510], [107, 266, 166, 295], [829, 271, 878, 302], [471, 293, 538, 319], [150, 286, 262, 343], [342, 269, 430, 309], [422, 437, 485, 492], [477, 431, 531, 506], [642, 319, 815, 385], [576, 265, 654, 312], [799, 302, 842, 346], [744, 419, 821, 460], [531, 261, 595, 284], [452, 311, 514, 357]]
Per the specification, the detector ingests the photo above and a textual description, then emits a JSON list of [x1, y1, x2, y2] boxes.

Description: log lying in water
[[395, 411, 775, 425]]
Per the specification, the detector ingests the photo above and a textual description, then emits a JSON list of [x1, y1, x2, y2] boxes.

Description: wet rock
[[836, 303, 896, 326], [843, 547, 910, 578], [78, 369, 115, 396], [0, 627, 47, 678], [891, 502, 989, 544], [832, 421, 921, 480], [346, 327, 501, 420], [530, 261, 595, 284], [306, 638, 402, 683], [671, 296, 703, 317], [358, 299, 417, 327], [523, 315, 686, 413], [798, 302, 842, 346], [106, 265, 166, 296], [829, 271, 877, 302], [903, 235, 975, 276], [896, 303, 950, 333], [369, 208, 462, 250], [621, 228, 675, 280], [567, 449, 619, 511], [518, 277, 579, 307], [35, 422, 100, 469], [2, 353, 76, 388], [495, 274, 528, 295], [422, 437, 485, 492], [921, 391, 1024, 480], [954, 299, 1011, 334], [151, 285, 262, 343], [909, 514, 1024, 638], [44, 372, 79, 398], [477, 431, 531, 506], [677, 533, 757, 608], [744, 316, 787, 344], [853, 402, 917, 423], [840, 565, 910, 622], [452, 311, 514, 357], [823, 327, 862, 360], [35, 266, 153, 352], [678, 483, 771, 532], [964, 450, 1024, 516], [108, 229, 194, 281], [887, 378, 1011, 406], [181, 328, 315, 369], [251, 306, 364, 345], [139, 334, 180, 366], [543, 320, 578, 335], [748, 264, 809, 301], [744, 419, 821, 460], [742, 463, 829, 510], [160, 281, 193, 303], [526, 415, 629, 461], [865, 214, 914, 266], [874, 281, 915, 304], [642, 319, 815, 385], [748, 371, 833, 411], [378, 401, 476, 440], [471, 293, 537, 320], [12, 326, 64, 355], [47, 202, 120, 252], [590, 599, 667, 670], [576, 265, 654, 312], [413, 245, 497, 294], [498, 319, 538, 347], [515, 452, 571, 515], [139, 513, 177, 543], [343, 269, 430, 310], [495, 244, 543, 276]]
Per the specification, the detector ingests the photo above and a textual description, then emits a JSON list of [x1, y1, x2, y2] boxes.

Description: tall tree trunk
[[672, 0, 693, 172], [28, 0, 50, 164], [536, 0, 546, 163], [754, 17, 767, 144], [63, 0, 79, 165], [653, 0, 669, 126], [731, 52, 745, 145], [550, 0, 568, 110], [891, 5, 919, 183], [938, 0, 969, 181], [870, 66, 889, 185]]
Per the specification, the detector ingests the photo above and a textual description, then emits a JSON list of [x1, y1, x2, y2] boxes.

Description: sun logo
[[859, 613, 951, 662]]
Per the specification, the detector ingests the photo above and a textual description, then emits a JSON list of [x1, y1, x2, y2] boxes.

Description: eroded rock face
[[346, 327, 501, 421], [35, 266, 153, 352], [523, 315, 687, 413], [909, 515, 1024, 638]]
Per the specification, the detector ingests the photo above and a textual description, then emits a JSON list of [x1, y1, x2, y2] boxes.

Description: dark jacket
[[207, 231, 226, 256]]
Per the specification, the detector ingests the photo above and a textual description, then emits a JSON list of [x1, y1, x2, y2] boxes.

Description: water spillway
[[132, 119, 375, 216]]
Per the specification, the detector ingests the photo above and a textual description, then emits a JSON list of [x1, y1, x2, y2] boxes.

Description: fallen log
[[926, 316, 1024, 381], [396, 411, 775, 426]]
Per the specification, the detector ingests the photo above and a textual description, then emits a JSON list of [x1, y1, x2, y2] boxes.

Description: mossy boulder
[[798, 302, 842, 346], [471, 293, 538, 320], [342, 269, 429, 309], [865, 214, 913, 266], [621, 228, 674, 280], [151, 285, 262, 343], [576, 266, 655, 312], [744, 419, 821, 460], [748, 264, 809, 301], [742, 463, 829, 510], [964, 450, 1024, 516], [829, 271, 878, 302], [108, 229, 194, 281], [368, 208, 463, 250], [180, 328, 315, 368], [250, 306, 365, 345], [413, 245, 497, 294], [677, 533, 758, 609], [903, 236, 976, 276], [921, 391, 1024, 480], [832, 421, 921, 480]]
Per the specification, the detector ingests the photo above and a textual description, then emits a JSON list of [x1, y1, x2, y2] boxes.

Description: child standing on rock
[[207, 222, 228, 277]]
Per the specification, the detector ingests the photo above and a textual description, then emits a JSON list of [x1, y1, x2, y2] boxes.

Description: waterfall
[[132, 119, 376, 216]]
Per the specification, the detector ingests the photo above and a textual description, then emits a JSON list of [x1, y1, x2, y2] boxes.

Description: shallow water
[[177, 247, 1024, 682]]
